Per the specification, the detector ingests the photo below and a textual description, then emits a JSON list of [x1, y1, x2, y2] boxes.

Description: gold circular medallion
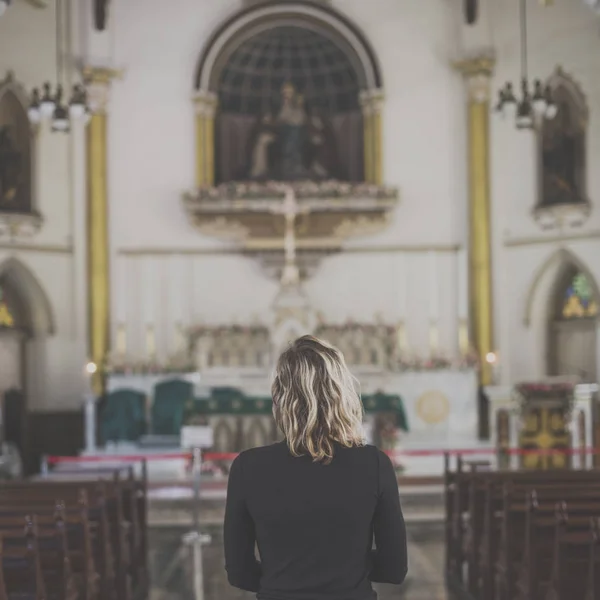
[[416, 390, 450, 425]]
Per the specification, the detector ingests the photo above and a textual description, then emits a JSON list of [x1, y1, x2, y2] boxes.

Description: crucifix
[[270, 187, 309, 286]]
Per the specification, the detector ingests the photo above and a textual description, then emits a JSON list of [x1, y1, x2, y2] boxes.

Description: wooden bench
[[0, 465, 148, 600], [444, 455, 600, 600]]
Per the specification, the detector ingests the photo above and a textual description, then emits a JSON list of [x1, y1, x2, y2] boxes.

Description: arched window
[[540, 69, 588, 208], [549, 267, 598, 383], [560, 271, 598, 320]]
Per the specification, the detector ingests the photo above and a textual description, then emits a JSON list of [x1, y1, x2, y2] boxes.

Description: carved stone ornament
[[183, 181, 399, 254], [532, 201, 591, 230], [0, 211, 43, 238]]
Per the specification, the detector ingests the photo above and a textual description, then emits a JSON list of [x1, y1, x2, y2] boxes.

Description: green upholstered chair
[[100, 389, 147, 444], [151, 379, 193, 436]]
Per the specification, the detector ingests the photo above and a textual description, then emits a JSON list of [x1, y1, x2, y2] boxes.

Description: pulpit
[[515, 382, 575, 470]]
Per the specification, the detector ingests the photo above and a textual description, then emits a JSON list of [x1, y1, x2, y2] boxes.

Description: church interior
[[0, 0, 600, 598]]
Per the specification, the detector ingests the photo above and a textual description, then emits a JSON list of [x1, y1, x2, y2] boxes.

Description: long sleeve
[[223, 454, 261, 592], [370, 450, 408, 584]]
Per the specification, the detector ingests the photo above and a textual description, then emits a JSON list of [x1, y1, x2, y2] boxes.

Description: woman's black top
[[224, 441, 408, 600]]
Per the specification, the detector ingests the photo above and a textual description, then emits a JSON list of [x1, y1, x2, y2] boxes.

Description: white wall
[[486, 0, 600, 383], [0, 0, 87, 410], [107, 0, 467, 364], [2, 0, 599, 412]]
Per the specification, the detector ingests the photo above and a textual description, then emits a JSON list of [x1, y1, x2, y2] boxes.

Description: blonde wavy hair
[[271, 335, 364, 463]]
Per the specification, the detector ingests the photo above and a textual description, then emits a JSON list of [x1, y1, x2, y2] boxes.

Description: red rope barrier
[[44, 446, 600, 465]]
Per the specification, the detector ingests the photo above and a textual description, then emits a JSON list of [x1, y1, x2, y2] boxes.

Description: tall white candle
[[396, 321, 409, 354], [429, 251, 439, 321], [116, 323, 127, 356], [429, 321, 439, 355], [174, 322, 186, 354], [146, 324, 156, 358], [458, 318, 469, 355]]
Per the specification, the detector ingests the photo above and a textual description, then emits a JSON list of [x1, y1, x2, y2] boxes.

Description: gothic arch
[[523, 248, 599, 326], [194, 2, 382, 93], [539, 67, 589, 208], [546, 67, 589, 124], [0, 257, 54, 337]]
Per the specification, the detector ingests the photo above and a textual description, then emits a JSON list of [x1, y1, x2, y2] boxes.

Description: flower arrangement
[[394, 351, 479, 372], [192, 180, 399, 202], [105, 360, 197, 376]]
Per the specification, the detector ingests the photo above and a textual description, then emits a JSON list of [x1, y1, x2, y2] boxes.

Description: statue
[[248, 83, 336, 181], [249, 113, 276, 180], [0, 126, 21, 208], [277, 83, 309, 180]]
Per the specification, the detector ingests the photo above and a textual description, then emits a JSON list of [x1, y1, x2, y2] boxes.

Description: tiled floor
[[148, 522, 451, 600]]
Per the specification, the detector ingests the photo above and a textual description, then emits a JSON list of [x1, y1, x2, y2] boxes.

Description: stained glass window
[[0, 287, 15, 328], [561, 272, 598, 319]]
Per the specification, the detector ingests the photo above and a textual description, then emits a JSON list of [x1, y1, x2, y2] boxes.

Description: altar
[[84, 365, 480, 478]]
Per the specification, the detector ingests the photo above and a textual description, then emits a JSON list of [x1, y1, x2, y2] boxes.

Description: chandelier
[[495, 0, 557, 129], [26, 0, 90, 132], [28, 82, 89, 132]]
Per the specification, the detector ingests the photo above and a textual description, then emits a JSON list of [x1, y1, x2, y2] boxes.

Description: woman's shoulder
[[234, 441, 287, 466]]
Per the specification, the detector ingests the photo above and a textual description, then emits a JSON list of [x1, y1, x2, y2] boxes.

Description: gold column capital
[[83, 66, 123, 113], [193, 90, 219, 117], [454, 55, 495, 103]]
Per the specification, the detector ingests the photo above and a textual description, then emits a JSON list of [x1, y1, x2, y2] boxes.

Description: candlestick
[[458, 318, 469, 355], [429, 321, 439, 355], [116, 323, 126, 356], [396, 321, 409, 354], [174, 322, 186, 354], [146, 324, 156, 358]]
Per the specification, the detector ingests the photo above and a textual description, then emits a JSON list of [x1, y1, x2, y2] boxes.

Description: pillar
[[456, 57, 495, 386], [360, 89, 384, 185], [83, 66, 119, 395], [193, 91, 218, 188]]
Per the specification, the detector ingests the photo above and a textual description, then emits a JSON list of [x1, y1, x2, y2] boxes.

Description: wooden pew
[[0, 466, 148, 600], [444, 457, 600, 600]]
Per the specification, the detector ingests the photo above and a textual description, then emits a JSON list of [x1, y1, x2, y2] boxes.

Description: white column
[[70, 118, 88, 346]]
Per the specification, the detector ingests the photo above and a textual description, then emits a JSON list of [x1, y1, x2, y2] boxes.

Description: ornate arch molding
[[523, 248, 600, 326], [194, 1, 383, 93], [0, 257, 55, 337], [534, 67, 590, 229], [546, 66, 589, 125]]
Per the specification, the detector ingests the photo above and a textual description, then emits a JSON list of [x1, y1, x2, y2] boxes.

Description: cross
[[269, 187, 309, 286]]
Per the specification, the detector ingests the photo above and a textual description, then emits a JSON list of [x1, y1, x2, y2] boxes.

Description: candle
[[458, 319, 469, 355], [429, 321, 439, 355], [396, 321, 409, 354], [174, 322, 186, 354], [146, 324, 156, 358], [116, 323, 127, 356]]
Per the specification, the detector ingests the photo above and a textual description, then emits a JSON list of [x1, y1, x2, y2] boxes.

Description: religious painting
[[215, 25, 363, 184], [541, 84, 586, 207], [0, 81, 32, 214]]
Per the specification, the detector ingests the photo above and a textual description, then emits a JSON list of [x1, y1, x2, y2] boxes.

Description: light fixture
[[85, 362, 98, 375], [28, 88, 41, 124], [27, 0, 90, 132], [0, 0, 11, 18], [51, 85, 70, 132], [495, 0, 557, 129]]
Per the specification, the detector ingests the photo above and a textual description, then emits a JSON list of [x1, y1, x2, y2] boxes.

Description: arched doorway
[[0, 278, 26, 460], [548, 267, 598, 383], [0, 258, 54, 473]]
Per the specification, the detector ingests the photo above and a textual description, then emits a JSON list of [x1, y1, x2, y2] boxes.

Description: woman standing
[[224, 335, 408, 599]]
